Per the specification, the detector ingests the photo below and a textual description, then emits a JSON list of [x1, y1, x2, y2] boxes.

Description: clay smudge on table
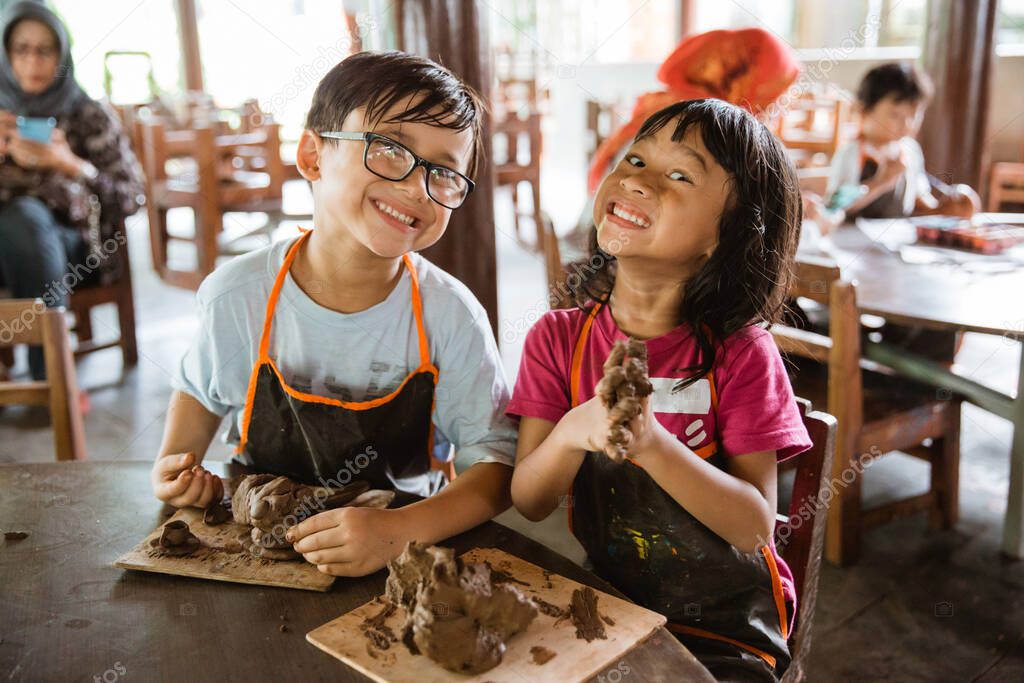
[[385, 542, 537, 675], [486, 561, 530, 588], [530, 645, 557, 665], [570, 587, 607, 642], [4, 530, 29, 541], [360, 597, 398, 653], [532, 596, 568, 620]]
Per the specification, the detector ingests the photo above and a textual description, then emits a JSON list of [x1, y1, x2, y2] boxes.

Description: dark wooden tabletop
[[0, 461, 713, 683], [815, 220, 1024, 337]]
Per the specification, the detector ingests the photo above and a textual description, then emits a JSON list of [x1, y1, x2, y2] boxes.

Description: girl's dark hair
[[305, 50, 485, 177], [570, 98, 802, 390]]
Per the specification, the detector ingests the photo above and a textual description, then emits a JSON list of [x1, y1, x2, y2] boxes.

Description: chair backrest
[[585, 99, 626, 159], [772, 91, 851, 166], [776, 398, 836, 683], [0, 300, 87, 460], [493, 111, 543, 179], [772, 255, 864, 455]]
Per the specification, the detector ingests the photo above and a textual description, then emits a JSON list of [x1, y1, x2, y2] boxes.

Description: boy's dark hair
[[305, 50, 485, 177], [570, 98, 802, 390], [856, 62, 934, 111]]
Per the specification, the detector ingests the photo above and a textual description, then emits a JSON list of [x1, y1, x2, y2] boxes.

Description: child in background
[[508, 99, 811, 682], [814, 61, 978, 228], [825, 62, 935, 220], [150, 51, 516, 577]]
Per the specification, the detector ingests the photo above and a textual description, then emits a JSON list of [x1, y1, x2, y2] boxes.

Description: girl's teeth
[[611, 204, 650, 227], [376, 200, 414, 225]]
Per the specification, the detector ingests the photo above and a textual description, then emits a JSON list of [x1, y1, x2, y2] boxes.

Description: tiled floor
[[1, 194, 1022, 680]]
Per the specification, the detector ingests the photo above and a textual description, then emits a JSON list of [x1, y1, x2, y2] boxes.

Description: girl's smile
[[603, 199, 654, 229]]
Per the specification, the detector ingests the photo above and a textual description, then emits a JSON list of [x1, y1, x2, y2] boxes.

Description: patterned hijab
[[0, 1, 87, 117]]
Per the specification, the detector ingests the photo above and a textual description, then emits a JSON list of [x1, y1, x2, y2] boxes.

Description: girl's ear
[[296, 129, 322, 181]]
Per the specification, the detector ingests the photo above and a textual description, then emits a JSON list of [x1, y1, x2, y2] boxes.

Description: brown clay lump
[[231, 474, 392, 561], [595, 338, 653, 462], [384, 542, 538, 675], [150, 520, 201, 557], [202, 500, 231, 526], [569, 586, 607, 642]]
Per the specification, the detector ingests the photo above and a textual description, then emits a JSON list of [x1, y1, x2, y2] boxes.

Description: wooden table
[[0, 462, 713, 683], [809, 216, 1024, 557]]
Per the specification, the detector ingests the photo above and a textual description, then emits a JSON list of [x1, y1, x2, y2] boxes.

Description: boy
[[149, 51, 515, 577], [824, 61, 934, 220]]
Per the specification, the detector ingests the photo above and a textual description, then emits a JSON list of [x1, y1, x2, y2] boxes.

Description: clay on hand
[[594, 338, 653, 462], [150, 520, 201, 557], [385, 542, 538, 675], [231, 474, 395, 561]]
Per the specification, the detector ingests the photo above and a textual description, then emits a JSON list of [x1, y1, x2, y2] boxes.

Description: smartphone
[[15, 116, 56, 143]]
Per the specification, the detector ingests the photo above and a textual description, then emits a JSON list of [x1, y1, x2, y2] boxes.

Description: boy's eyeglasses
[[318, 131, 475, 210]]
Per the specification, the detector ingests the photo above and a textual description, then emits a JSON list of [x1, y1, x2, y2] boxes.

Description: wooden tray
[[114, 507, 334, 592], [306, 548, 666, 682]]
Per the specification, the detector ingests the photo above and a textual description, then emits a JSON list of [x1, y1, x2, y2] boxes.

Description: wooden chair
[[772, 91, 851, 169], [772, 256, 962, 566], [776, 398, 836, 683], [0, 300, 87, 460], [494, 111, 544, 247], [67, 225, 138, 367], [988, 161, 1024, 211], [585, 98, 627, 162], [139, 112, 288, 290]]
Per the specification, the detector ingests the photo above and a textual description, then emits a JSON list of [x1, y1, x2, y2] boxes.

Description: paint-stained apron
[[234, 230, 453, 493], [567, 304, 791, 678]]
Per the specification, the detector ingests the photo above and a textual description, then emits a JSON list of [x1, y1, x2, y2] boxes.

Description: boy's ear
[[296, 129, 322, 182]]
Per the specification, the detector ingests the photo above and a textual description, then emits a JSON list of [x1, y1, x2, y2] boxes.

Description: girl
[[508, 99, 811, 682]]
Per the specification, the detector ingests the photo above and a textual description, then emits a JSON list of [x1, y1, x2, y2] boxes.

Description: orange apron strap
[[569, 303, 602, 408], [666, 623, 777, 670], [257, 230, 311, 362], [567, 303, 601, 534], [402, 253, 431, 368]]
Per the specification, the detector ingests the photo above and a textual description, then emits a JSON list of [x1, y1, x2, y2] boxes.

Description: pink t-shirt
[[507, 305, 812, 616]]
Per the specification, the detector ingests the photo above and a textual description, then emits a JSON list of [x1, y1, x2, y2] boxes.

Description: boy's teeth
[[375, 200, 415, 225], [611, 204, 650, 227]]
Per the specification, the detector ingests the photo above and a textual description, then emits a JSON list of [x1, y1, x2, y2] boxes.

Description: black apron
[[567, 304, 791, 677], [235, 230, 453, 495]]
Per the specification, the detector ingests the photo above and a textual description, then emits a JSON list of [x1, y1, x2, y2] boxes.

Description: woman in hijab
[[0, 1, 143, 381]]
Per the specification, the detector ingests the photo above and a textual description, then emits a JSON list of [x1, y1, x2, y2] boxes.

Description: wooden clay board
[[306, 548, 666, 682], [114, 507, 335, 592]]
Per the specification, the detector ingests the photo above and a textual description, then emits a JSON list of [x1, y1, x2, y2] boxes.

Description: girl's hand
[[560, 394, 613, 453], [8, 128, 83, 175], [561, 393, 662, 459], [150, 452, 224, 508], [287, 506, 408, 576]]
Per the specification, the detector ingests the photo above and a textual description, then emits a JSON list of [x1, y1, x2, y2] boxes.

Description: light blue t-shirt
[[172, 236, 516, 482]]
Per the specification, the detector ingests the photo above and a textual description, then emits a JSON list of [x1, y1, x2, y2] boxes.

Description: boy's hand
[[287, 506, 408, 577], [151, 452, 224, 508]]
